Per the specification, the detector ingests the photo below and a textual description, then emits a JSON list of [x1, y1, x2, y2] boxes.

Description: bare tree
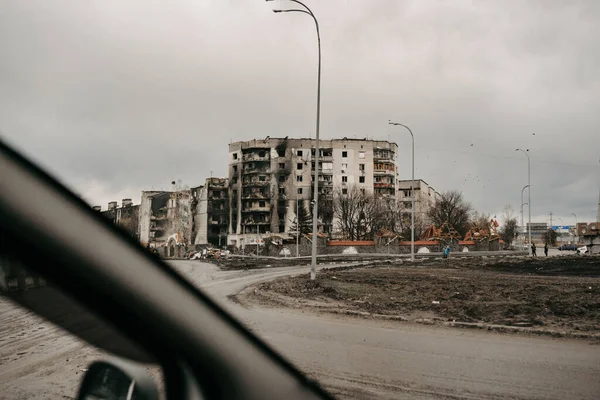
[[500, 205, 518, 246], [333, 186, 395, 240], [427, 190, 473, 237], [471, 211, 492, 230]]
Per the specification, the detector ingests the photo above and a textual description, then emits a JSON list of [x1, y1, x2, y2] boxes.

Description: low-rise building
[[98, 199, 140, 240]]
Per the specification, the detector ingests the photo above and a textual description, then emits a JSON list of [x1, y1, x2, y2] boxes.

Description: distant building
[[526, 222, 548, 244], [227, 137, 399, 247], [137, 178, 229, 253], [139, 187, 192, 254], [98, 199, 140, 240], [191, 178, 229, 246], [396, 179, 441, 220]]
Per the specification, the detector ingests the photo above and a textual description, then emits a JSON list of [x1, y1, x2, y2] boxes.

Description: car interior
[[0, 138, 333, 399]]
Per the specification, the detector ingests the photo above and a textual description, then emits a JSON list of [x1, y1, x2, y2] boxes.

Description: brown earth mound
[[250, 256, 600, 335]]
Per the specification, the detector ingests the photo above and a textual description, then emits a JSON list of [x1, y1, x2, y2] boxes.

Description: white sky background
[[1, 0, 599, 226]]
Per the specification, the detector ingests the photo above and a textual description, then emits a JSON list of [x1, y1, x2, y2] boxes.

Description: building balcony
[[373, 169, 395, 176], [242, 180, 270, 187], [242, 205, 271, 213], [374, 182, 394, 188], [242, 168, 270, 175], [242, 193, 269, 200], [318, 180, 333, 186], [243, 155, 270, 162], [207, 207, 229, 214], [311, 169, 334, 175], [373, 152, 395, 161]]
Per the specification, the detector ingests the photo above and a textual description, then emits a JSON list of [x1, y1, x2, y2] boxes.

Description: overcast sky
[[1, 0, 599, 226]]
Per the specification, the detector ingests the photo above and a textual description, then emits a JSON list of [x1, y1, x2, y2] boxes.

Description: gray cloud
[[1, 0, 598, 225]]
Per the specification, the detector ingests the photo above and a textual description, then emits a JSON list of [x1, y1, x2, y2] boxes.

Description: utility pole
[[549, 211, 553, 245]]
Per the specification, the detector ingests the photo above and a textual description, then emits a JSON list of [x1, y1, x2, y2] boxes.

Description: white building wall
[[194, 186, 209, 245], [139, 191, 157, 245]]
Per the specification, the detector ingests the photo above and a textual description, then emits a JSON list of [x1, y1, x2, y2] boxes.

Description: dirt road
[[1, 260, 600, 399]]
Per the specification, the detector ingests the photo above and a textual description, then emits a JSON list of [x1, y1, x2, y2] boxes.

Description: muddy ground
[[247, 255, 600, 336]]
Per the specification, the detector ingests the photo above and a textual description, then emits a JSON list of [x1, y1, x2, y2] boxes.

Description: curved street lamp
[[267, 0, 321, 280], [516, 149, 531, 252], [389, 121, 415, 261]]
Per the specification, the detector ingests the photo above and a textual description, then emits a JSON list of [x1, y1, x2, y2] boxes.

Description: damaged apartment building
[[138, 178, 229, 252], [96, 199, 140, 240], [226, 137, 399, 247]]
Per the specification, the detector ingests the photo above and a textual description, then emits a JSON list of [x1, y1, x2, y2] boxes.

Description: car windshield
[[1, 1, 600, 399]]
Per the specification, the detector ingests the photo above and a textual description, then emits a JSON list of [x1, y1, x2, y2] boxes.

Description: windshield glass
[[1, 1, 599, 399]]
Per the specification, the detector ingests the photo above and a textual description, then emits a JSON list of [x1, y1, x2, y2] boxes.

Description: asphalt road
[[1, 259, 599, 399]]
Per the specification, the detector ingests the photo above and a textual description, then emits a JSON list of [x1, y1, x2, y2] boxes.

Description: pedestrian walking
[[531, 243, 537, 257], [443, 245, 451, 259], [544, 243, 548, 257]]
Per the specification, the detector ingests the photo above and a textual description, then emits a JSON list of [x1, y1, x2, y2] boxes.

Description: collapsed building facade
[[226, 137, 399, 248], [137, 178, 230, 254], [191, 178, 229, 246]]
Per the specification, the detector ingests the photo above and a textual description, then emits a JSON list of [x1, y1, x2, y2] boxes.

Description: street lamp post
[[520, 202, 528, 246], [521, 184, 530, 246], [571, 213, 577, 226], [389, 121, 415, 261], [268, 0, 321, 280], [516, 149, 531, 253]]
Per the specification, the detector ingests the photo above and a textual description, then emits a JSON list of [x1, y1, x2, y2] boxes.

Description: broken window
[[360, 188, 365, 194], [233, 165, 238, 172], [359, 176, 365, 183], [233, 153, 238, 160], [359, 163, 365, 171], [259, 176, 266, 181], [279, 188, 286, 195], [297, 188, 303, 194], [279, 175, 285, 182], [342, 188, 348, 195], [342, 176, 348, 183], [297, 163, 303, 170], [342, 151, 348, 157], [259, 201, 266, 208], [297, 150, 303, 157], [296, 175, 303, 182], [259, 150, 265, 158], [279, 162, 285, 169]]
